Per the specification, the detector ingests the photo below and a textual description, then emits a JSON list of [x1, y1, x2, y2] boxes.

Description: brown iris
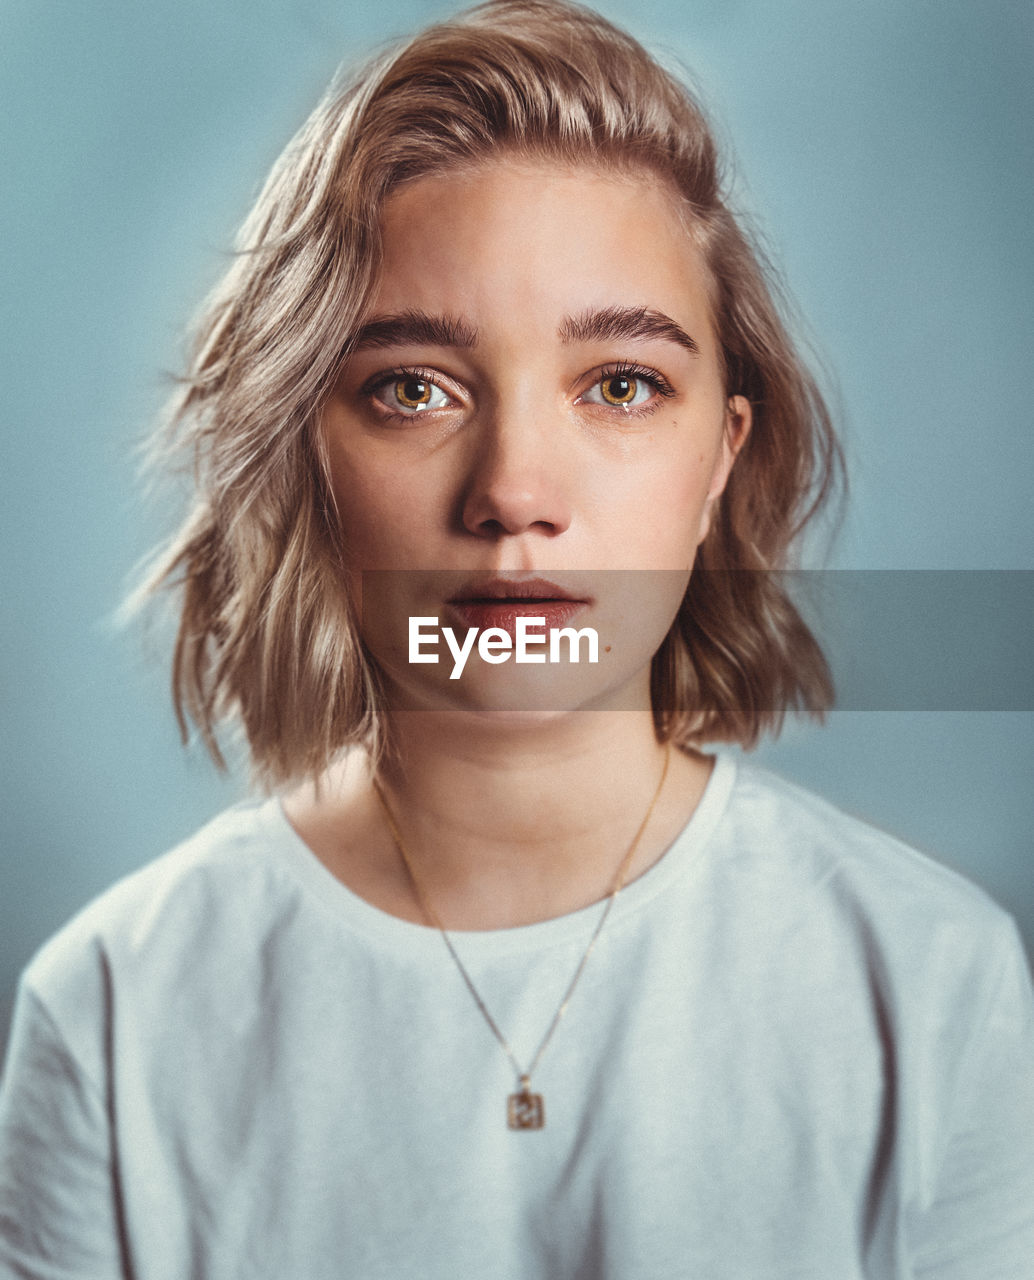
[[395, 377, 432, 409], [600, 374, 637, 406]]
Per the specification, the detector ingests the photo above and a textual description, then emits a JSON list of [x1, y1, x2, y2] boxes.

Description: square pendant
[[508, 1089, 545, 1129]]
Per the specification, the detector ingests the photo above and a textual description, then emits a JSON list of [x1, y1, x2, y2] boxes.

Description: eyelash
[[360, 361, 676, 423], [590, 363, 677, 415], [361, 365, 454, 423]]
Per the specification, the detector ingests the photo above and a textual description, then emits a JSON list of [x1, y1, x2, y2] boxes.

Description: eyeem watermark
[[410, 616, 600, 680]]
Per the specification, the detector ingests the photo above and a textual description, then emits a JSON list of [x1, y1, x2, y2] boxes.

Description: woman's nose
[[459, 410, 573, 540]]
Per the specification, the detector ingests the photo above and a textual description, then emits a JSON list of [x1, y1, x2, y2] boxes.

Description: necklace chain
[[372, 746, 671, 1126]]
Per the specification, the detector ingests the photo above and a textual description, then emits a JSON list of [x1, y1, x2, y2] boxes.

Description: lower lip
[[445, 599, 588, 636]]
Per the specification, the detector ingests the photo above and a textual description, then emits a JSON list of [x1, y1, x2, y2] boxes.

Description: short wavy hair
[[139, 0, 843, 786]]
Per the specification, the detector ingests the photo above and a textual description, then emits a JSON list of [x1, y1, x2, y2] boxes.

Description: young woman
[[1, 2, 1031, 1276]]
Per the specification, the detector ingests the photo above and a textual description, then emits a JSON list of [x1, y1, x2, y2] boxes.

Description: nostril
[[475, 517, 508, 539], [461, 489, 571, 539]]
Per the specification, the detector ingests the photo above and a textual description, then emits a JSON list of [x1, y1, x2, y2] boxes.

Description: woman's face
[[322, 158, 750, 716]]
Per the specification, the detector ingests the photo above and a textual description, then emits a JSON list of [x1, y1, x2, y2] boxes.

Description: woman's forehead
[[378, 155, 690, 247], [369, 158, 716, 345]]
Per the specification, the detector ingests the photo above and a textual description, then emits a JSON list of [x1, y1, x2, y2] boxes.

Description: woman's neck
[[284, 709, 713, 930]]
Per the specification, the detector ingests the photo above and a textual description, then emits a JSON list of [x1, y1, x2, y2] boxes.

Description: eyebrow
[[559, 305, 700, 355], [350, 310, 479, 351], [349, 304, 699, 355]]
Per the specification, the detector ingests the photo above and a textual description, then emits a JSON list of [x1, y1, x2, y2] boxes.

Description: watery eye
[[375, 376, 452, 413], [582, 372, 656, 410]]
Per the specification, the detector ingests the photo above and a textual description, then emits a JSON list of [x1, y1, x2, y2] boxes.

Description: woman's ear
[[696, 394, 752, 546]]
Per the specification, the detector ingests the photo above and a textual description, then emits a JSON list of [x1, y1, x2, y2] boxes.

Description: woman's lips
[[444, 577, 591, 638], [445, 598, 588, 636]]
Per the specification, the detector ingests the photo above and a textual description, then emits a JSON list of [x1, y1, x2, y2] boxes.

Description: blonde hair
[[140, 0, 842, 785]]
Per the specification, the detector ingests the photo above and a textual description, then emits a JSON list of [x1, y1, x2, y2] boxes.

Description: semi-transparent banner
[[358, 570, 1033, 712]]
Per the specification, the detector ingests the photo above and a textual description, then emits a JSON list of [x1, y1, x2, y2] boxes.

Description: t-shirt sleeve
[[909, 918, 1034, 1279], [0, 976, 126, 1278]]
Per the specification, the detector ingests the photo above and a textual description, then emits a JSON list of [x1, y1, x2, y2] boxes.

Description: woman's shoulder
[[20, 799, 294, 1031], [719, 755, 1025, 978]]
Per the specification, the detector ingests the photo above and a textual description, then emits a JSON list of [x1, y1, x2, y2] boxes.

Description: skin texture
[[287, 159, 750, 929]]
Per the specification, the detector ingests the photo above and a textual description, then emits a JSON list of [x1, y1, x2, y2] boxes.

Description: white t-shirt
[[1, 756, 1033, 1279]]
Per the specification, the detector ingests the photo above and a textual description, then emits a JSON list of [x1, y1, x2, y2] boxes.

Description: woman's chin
[[382, 659, 653, 722]]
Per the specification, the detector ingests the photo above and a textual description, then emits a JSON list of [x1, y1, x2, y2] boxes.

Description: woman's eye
[[373, 375, 453, 414], [581, 373, 657, 410]]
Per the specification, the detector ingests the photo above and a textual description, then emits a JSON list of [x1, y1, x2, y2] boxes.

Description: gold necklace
[[372, 746, 671, 1130]]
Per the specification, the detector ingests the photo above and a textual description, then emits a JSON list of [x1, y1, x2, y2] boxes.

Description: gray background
[[2, 0, 1032, 1056]]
